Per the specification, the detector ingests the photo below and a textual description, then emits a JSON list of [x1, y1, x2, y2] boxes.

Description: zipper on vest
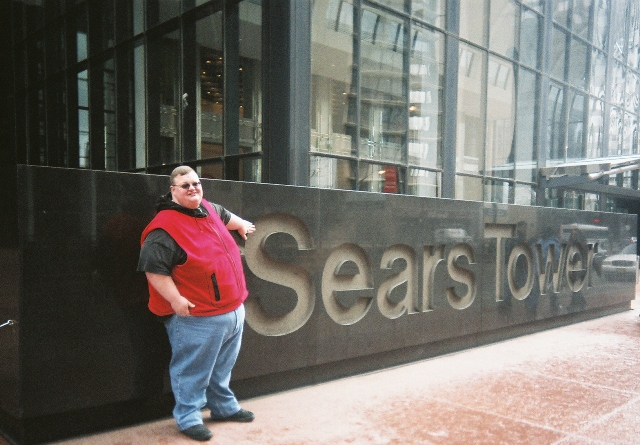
[[208, 217, 243, 290], [210, 274, 221, 301]]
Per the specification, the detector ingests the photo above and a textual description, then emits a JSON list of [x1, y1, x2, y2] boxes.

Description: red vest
[[140, 200, 248, 316]]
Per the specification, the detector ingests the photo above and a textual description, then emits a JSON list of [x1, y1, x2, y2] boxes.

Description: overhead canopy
[[539, 155, 640, 199]]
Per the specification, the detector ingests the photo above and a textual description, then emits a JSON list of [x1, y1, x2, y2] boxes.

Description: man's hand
[[171, 295, 196, 316], [145, 272, 196, 316], [237, 220, 256, 240]]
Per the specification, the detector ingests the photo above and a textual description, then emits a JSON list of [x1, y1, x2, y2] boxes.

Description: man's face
[[170, 171, 203, 209]]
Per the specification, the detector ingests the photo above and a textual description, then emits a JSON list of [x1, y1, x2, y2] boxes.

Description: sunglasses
[[174, 181, 202, 190]]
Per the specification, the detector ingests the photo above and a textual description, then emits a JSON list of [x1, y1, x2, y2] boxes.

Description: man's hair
[[170, 165, 195, 186]]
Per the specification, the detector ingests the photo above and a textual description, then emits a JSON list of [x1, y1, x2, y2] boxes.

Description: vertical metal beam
[[441, 0, 459, 199]]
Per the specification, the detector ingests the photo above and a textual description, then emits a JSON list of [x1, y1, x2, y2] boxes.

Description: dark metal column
[[441, 0, 459, 199], [262, 0, 310, 186]]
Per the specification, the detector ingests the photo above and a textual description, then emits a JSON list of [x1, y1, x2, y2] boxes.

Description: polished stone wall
[[0, 166, 636, 443]]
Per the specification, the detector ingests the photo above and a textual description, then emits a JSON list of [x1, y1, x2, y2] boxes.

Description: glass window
[[103, 58, 116, 170], [412, 0, 445, 29], [456, 175, 483, 201], [611, 61, 625, 107], [456, 43, 485, 178], [552, 0, 570, 27], [358, 162, 402, 193], [76, 4, 88, 62], [547, 82, 565, 162], [239, 1, 263, 158], [197, 12, 223, 161], [486, 55, 515, 180], [147, 28, 181, 167], [628, 2, 640, 70], [572, 0, 590, 39], [310, 156, 355, 190], [587, 98, 604, 159], [99, 0, 115, 50], [46, 76, 68, 167], [134, 43, 146, 169], [407, 168, 439, 197], [567, 90, 586, 160], [591, 0, 608, 49], [626, 71, 639, 113], [311, 0, 354, 164], [550, 26, 566, 81], [146, 0, 180, 28], [515, 68, 537, 183], [519, 8, 539, 69], [622, 112, 637, 155], [360, 7, 406, 166], [514, 183, 536, 206], [568, 37, 588, 90], [590, 48, 606, 99], [409, 24, 444, 170], [489, 0, 517, 59], [485, 178, 511, 204], [608, 106, 623, 155], [459, 0, 487, 47], [382, 0, 407, 14], [521, 0, 543, 14]]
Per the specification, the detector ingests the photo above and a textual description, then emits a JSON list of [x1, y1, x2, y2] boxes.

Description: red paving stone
[[1, 299, 639, 445]]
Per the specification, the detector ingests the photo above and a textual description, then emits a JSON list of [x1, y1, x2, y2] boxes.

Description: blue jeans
[[164, 304, 245, 430]]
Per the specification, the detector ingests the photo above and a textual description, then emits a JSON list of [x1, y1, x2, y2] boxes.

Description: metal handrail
[[0, 320, 17, 329]]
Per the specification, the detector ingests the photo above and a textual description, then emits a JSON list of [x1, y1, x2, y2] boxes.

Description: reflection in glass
[[76, 4, 87, 62], [78, 69, 89, 168], [457, 43, 485, 181], [567, 90, 586, 160], [587, 98, 604, 159], [572, 0, 590, 39], [625, 71, 639, 113], [591, 0, 609, 49], [608, 106, 622, 155], [489, 0, 517, 59], [459, 0, 487, 46], [550, 27, 566, 81], [311, 0, 354, 170], [519, 8, 539, 69], [485, 178, 511, 204], [515, 68, 537, 182], [310, 156, 355, 190], [622, 112, 637, 155], [628, 3, 640, 70], [148, 29, 181, 166], [590, 48, 606, 98], [407, 168, 439, 197], [412, 0, 445, 28], [552, 0, 569, 26], [409, 24, 443, 170], [456, 174, 483, 201], [358, 162, 400, 193], [359, 7, 406, 166], [104, 58, 116, 170], [486, 55, 515, 181], [514, 183, 536, 206], [239, 1, 263, 157], [611, 61, 625, 107], [568, 37, 587, 90], [547, 82, 565, 162], [197, 12, 223, 162], [134, 43, 146, 169]]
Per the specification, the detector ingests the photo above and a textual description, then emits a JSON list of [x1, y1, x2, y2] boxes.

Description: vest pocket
[[210, 273, 221, 301]]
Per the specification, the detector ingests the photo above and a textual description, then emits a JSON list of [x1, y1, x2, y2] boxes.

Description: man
[[138, 166, 255, 441]]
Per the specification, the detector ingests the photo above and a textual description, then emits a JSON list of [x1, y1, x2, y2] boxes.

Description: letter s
[[244, 213, 315, 336]]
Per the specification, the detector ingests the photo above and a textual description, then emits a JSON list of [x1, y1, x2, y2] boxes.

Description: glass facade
[[7, 0, 640, 210]]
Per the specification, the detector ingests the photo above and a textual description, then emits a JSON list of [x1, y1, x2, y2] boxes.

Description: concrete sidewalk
[[3, 300, 639, 445]]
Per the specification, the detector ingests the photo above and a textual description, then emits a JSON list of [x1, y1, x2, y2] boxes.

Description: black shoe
[[180, 424, 213, 441], [211, 408, 254, 422]]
